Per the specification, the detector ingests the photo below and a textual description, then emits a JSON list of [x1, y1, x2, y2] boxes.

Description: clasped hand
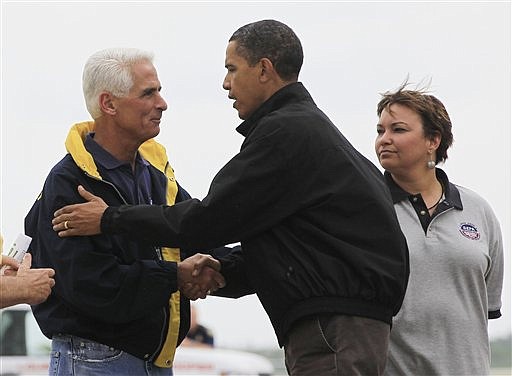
[[177, 253, 225, 300]]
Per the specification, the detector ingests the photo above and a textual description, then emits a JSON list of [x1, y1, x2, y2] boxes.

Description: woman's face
[[375, 103, 436, 175]]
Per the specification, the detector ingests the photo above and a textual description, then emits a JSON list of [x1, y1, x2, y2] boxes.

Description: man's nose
[[157, 92, 168, 111], [222, 76, 230, 91]]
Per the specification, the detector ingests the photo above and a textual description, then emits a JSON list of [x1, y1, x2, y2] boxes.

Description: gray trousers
[[284, 314, 390, 376]]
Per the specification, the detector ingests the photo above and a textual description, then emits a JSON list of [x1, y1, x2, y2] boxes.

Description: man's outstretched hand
[[52, 185, 107, 237]]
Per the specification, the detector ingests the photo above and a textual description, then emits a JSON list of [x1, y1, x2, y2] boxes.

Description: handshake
[[177, 253, 226, 300]]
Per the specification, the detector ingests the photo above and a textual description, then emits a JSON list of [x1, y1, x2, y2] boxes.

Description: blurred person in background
[[182, 304, 214, 347]]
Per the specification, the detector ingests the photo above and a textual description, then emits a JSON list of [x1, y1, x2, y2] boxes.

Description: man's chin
[[150, 127, 161, 139], [236, 109, 248, 120]]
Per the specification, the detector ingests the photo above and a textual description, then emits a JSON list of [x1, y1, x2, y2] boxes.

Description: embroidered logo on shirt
[[459, 222, 480, 240]]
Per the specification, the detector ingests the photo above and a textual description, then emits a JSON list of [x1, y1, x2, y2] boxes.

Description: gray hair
[[82, 48, 154, 119]]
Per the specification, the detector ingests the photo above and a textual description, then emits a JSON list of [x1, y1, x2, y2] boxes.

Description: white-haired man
[[24, 48, 224, 375]]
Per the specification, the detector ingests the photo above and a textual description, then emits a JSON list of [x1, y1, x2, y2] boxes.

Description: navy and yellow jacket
[[101, 83, 410, 347], [25, 121, 189, 366]]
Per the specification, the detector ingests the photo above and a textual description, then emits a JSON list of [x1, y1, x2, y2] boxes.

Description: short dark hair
[[377, 82, 454, 164], [229, 19, 303, 81]]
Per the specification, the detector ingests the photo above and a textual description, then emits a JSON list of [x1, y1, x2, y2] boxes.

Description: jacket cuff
[[158, 260, 179, 292], [100, 206, 118, 234]]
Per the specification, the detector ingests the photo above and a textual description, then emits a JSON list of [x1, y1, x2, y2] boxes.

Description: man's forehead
[[225, 41, 246, 64]]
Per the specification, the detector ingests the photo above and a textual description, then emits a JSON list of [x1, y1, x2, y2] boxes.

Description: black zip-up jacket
[[102, 82, 410, 346], [24, 122, 192, 363]]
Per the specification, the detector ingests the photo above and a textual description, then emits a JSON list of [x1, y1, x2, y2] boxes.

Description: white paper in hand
[[5, 233, 32, 263]]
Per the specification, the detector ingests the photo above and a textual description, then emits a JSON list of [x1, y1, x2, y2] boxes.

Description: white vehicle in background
[[0, 305, 274, 376]]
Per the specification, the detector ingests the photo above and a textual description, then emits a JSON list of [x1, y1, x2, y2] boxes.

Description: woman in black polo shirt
[[375, 83, 504, 376]]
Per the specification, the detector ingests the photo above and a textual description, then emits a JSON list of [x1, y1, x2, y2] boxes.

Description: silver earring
[[427, 154, 436, 169]]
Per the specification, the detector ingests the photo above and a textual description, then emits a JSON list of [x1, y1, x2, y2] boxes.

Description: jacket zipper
[[84, 170, 170, 361], [151, 163, 171, 362]]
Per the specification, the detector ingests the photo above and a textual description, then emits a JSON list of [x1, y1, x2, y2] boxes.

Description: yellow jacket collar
[[65, 121, 170, 179]]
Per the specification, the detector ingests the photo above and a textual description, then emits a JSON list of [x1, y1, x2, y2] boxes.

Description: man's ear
[[259, 58, 275, 83], [99, 92, 116, 116]]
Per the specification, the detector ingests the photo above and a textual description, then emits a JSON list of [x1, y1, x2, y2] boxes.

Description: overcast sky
[[1, 1, 510, 349]]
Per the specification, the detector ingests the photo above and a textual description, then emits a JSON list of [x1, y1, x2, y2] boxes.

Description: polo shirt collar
[[84, 133, 149, 170], [384, 168, 463, 210]]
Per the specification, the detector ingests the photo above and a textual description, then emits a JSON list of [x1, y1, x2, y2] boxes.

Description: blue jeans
[[49, 334, 173, 376]]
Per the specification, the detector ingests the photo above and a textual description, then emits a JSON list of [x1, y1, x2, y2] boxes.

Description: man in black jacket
[[52, 21, 409, 375]]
